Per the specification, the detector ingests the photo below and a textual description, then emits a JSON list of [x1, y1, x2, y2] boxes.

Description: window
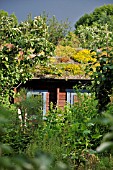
[[27, 90, 48, 117], [66, 89, 90, 105]]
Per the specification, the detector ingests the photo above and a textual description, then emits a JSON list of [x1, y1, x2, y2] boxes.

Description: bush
[[26, 92, 109, 169], [1, 91, 43, 155], [1, 92, 112, 169], [0, 104, 69, 170]]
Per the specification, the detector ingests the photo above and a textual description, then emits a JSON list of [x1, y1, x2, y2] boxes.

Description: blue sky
[[0, 0, 113, 28]]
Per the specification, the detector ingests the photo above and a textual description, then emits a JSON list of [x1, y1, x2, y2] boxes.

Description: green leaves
[[75, 4, 113, 31], [0, 11, 54, 104], [76, 10, 113, 112], [35, 93, 105, 168], [41, 13, 71, 45], [79, 19, 113, 112], [96, 111, 113, 153]]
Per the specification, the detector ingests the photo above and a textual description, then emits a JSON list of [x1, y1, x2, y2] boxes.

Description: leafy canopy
[[75, 4, 113, 31], [0, 10, 54, 103], [74, 4, 113, 111], [41, 12, 71, 45]]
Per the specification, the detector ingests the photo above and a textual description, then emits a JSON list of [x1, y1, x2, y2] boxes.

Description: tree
[[75, 23, 112, 49], [75, 4, 113, 31], [75, 4, 113, 112], [84, 24, 113, 112], [0, 11, 54, 103], [0, 105, 69, 170], [0, 10, 8, 17], [0, 10, 18, 26], [41, 12, 71, 45], [75, 4, 113, 49], [74, 4, 113, 111]]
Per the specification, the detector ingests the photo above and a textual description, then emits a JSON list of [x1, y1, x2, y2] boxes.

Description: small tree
[[41, 12, 71, 45], [83, 24, 113, 112], [0, 11, 54, 103], [75, 4, 113, 31]]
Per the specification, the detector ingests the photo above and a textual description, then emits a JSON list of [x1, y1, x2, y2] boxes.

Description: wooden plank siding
[[74, 95, 79, 103], [14, 78, 91, 113], [57, 92, 66, 109]]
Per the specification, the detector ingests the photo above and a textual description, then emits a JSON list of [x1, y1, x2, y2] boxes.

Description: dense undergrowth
[[1, 93, 113, 169]]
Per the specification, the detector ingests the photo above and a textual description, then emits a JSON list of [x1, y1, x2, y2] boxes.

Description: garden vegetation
[[0, 4, 113, 170]]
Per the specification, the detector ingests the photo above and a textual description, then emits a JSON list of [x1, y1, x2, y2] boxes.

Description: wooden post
[[57, 88, 60, 107]]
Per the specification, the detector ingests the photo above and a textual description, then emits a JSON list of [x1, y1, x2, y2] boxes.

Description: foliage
[[74, 6, 113, 107], [0, 10, 54, 104], [94, 103, 113, 169], [33, 62, 86, 78], [75, 5, 113, 50], [0, 10, 18, 25], [84, 24, 113, 111], [1, 89, 44, 154], [96, 103, 113, 153], [41, 12, 71, 45], [76, 11, 113, 111], [63, 63, 83, 75], [75, 4, 113, 31], [15, 89, 43, 128], [55, 45, 76, 58], [0, 95, 112, 170], [96, 156, 113, 170], [32, 62, 63, 77], [76, 23, 112, 49], [0, 102, 32, 155], [59, 31, 80, 48], [55, 46, 96, 63], [0, 104, 69, 170], [26, 93, 108, 169]]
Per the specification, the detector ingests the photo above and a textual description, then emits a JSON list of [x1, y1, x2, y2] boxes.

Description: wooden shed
[[15, 76, 91, 116], [15, 52, 92, 116]]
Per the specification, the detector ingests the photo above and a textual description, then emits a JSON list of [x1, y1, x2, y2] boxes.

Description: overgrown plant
[[0, 104, 70, 170], [26, 92, 108, 169], [0, 11, 54, 104], [83, 24, 113, 112], [15, 89, 43, 129], [1, 87, 43, 155]]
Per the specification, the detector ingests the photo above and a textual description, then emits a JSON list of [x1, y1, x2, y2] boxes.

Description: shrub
[[0, 93, 112, 169], [26, 92, 108, 169], [0, 104, 69, 170], [1, 89, 44, 155]]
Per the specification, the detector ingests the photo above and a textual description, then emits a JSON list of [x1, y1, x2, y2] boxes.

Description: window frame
[[66, 89, 90, 105], [27, 90, 48, 117]]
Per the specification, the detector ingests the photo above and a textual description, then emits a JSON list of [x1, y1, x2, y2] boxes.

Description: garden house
[[15, 77, 91, 117], [14, 51, 93, 116]]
